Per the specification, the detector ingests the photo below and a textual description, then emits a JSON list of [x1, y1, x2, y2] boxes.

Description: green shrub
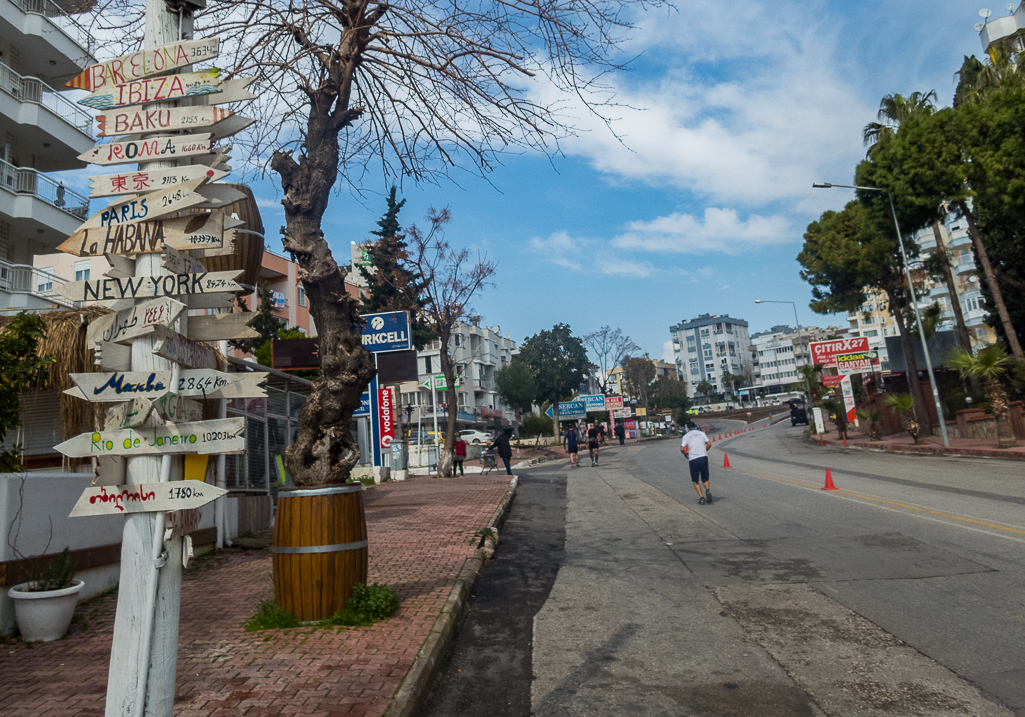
[[29, 547, 75, 592], [521, 412, 552, 437], [328, 583, 400, 627], [244, 599, 300, 631]]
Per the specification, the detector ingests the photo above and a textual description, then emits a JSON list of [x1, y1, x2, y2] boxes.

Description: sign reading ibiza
[[361, 311, 411, 353]]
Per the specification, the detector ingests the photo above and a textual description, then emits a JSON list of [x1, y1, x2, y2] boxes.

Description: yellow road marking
[[745, 471, 1025, 537]]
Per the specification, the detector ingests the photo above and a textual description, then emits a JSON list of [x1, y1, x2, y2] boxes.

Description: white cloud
[[254, 196, 283, 210], [597, 258, 656, 277], [661, 339, 676, 363], [612, 208, 791, 254], [720, 284, 731, 291]]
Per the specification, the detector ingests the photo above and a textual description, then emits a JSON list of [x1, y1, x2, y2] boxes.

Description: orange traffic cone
[[823, 468, 837, 491], [723, 453, 731, 468]]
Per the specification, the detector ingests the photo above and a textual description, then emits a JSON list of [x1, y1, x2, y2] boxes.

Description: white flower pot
[[8, 579, 84, 642]]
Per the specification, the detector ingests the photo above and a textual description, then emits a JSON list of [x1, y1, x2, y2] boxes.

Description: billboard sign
[[810, 337, 870, 367], [605, 396, 624, 410], [354, 392, 370, 417], [545, 400, 586, 421], [579, 394, 606, 412], [378, 387, 395, 448], [836, 350, 880, 375], [362, 311, 411, 353], [840, 374, 857, 422]]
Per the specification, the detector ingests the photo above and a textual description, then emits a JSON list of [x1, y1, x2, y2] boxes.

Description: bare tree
[[407, 208, 496, 477], [583, 326, 640, 393]]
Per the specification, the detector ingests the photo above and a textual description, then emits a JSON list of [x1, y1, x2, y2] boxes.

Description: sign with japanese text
[[75, 178, 211, 231], [809, 337, 870, 367], [89, 166, 228, 198], [69, 481, 228, 518]]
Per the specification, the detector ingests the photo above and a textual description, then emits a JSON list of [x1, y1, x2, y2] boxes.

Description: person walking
[[598, 423, 607, 445], [564, 423, 581, 468], [586, 422, 600, 466], [614, 421, 625, 445], [680, 421, 713, 504], [454, 436, 467, 476], [489, 431, 513, 475]]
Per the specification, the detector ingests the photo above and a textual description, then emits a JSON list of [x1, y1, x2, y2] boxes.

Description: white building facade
[[670, 314, 752, 399]]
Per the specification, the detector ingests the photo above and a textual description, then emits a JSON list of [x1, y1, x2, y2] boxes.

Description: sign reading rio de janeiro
[[361, 311, 411, 353], [55, 417, 245, 458]]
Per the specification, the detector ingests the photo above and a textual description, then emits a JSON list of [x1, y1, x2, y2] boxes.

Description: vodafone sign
[[378, 387, 395, 449], [809, 337, 869, 367]]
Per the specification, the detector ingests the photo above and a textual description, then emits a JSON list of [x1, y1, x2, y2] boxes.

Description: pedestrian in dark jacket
[[614, 422, 625, 445], [489, 432, 513, 475]]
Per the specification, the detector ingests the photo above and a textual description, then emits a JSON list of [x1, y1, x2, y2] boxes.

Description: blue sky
[[63, 1, 991, 363]]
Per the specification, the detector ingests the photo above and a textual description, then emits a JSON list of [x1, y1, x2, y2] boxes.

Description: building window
[[297, 286, 306, 306], [37, 268, 54, 292], [865, 330, 879, 337], [74, 260, 90, 282], [423, 356, 432, 374]]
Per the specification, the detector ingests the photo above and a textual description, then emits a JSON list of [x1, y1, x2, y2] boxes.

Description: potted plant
[[8, 548, 83, 642], [883, 392, 922, 444]]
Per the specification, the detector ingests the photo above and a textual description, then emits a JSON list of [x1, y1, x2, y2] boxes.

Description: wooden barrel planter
[[272, 484, 368, 622]]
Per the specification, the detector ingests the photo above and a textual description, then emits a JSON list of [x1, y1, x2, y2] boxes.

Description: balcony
[[0, 157, 89, 249], [0, 61, 93, 161], [2, 0, 96, 71], [917, 236, 937, 252], [929, 284, 949, 299], [955, 260, 977, 276], [0, 258, 73, 313], [948, 233, 972, 250]]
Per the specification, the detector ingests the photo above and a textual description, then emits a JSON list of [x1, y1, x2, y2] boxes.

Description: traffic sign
[[68, 370, 266, 401], [87, 297, 185, 345], [96, 106, 235, 138], [422, 375, 460, 390], [65, 38, 220, 92], [56, 417, 245, 458], [362, 311, 411, 353], [58, 269, 243, 302], [70, 481, 228, 518]]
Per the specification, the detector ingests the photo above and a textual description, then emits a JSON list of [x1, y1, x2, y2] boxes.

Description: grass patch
[[327, 583, 400, 627], [348, 475, 376, 487], [244, 599, 300, 631]]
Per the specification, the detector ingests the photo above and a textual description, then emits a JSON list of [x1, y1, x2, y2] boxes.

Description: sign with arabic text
[[86, 297, 185, 345]]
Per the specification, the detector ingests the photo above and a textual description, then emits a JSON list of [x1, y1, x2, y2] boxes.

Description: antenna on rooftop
[[979, 8, 992, 22], [1007, 3, 1016, 13]]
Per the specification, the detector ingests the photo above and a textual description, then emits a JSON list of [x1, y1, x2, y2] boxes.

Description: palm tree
[[882, 392, 923, 444], [856, 406, 883, 440], [954, 45, 1025, 108], [696, 380, 713, 405], [862, 90, 937, 146], [948, 344, 1017, 447], [796, 364, 826, 406]]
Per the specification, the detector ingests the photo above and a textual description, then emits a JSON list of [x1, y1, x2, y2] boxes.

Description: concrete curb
[[808, 433, 1025, 462], [385, 475, 519, 717]]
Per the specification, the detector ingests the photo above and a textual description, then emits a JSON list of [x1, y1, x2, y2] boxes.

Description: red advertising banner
[[809, 337, 870, 366], [821, 375, 844, 387], [378, 387, 395, 449], [605, 396, 624, 410]]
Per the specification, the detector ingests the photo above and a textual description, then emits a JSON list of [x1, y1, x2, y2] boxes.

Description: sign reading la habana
[[56, 417, 245, 458], [70, 481, 228, 518], [57, 213, 240, 257]]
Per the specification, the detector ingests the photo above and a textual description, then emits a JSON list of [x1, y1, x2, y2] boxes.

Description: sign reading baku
[[96, 106, 235, 138], [69, 481, 228, 518], [56, 418, 245, 458], [362, 311, 411, 353]]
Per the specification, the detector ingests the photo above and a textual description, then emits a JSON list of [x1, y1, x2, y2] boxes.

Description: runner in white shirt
[[680, 421, 713, 504]]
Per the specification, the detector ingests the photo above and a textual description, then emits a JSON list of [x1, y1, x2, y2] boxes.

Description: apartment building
[[0, 0, 95, 314], [605, 359, 680, 399], [670, 314, 752, 398], [397, 321, 518, 434], [747, 324, 844, 401]]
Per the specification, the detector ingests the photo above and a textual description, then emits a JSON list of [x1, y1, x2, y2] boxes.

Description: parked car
[[458, 429, 492, 444], [790, 399, 810, 427], [406, 430, 445, 445]]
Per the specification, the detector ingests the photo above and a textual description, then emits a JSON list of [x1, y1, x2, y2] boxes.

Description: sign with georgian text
[[59, 270, 243, 302], [65, 38, 219, 92], [68, 370, 266, 402], [57, 417, 245, 458], [96, 106, 234, 138], [69, 481, 228, 517]]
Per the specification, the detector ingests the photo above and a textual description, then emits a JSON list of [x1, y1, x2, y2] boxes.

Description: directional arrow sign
[[209, 114, 255, 141], [196, 183, 246, 208], [96, 105, 234, 138], [186, 313, 258, 342], [78, 69, 223, 111], [153, 329, 218, 369], [93, 341, 131, 371], [187, 292, 236, 310], [89, 166, 228, 198], [57, 213, 239, 257], [103, 253, 135, 279], [87, 297, 186, 345], [70, 481, 229, 518], [104, 397, 154, 430], [152, 392, 204, 424], [74, 177, 211, 231], [57, 417, 244, 458], [189, 145, 231, 170], [79, 134, 215, 167], [58, 269, 243, 302], [68, 370, 266, 402], [161, 246, 206, 275], [195, 77, 256, 106], [65, 38, 219, 92]]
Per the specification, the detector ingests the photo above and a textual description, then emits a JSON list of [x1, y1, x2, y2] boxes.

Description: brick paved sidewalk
[[0, 475, 512, 716]]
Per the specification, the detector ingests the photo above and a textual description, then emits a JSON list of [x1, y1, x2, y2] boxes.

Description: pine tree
[[359, 187, 434, 350], [233, 282, 285, 356]]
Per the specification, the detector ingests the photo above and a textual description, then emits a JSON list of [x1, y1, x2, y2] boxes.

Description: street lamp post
[[755, 299, 809, 405], [812, 182, 950, 447]]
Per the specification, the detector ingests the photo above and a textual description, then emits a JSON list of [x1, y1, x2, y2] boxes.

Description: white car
[[458, 429, 492, 444]]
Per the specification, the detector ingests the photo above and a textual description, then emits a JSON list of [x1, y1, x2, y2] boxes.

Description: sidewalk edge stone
[[385, 475, 519, 717], [808, 433, 1025, 461]]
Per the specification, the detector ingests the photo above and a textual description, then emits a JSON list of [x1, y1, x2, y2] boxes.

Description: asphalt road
[[420, 422, 1025, 716]]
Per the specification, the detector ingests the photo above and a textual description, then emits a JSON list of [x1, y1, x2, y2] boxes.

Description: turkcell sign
[[354, 392, 370, 417], [580, 394, 606, 412], [362, 311, 411, 353]]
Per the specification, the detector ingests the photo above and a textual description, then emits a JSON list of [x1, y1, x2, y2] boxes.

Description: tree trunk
[[886, 286, 933, 436], [275, 109, 376, 487], [438, 336, 457, 477], [986, 378, 1017, 448], [958, 201, 1024, 361]]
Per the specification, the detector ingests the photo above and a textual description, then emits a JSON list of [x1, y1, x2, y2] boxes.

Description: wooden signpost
[[196, 77, 257, 106], [152, 392, 204, 423], [152, 329, 219, 369], [86, 297, 186, 345], [57, 213, 240, 257], [104, 397, 155, 430], [69, 482, 229, 518], [209, 115, 256, 141], [78, 69, 223, 111], [161, 246, 206, 275], [79, 134, 215, 167], [186, 313, 258, 342], [69, 369, 266, 401], [96, 106, 234, 138], [65, 38, 220, 92], [75, 177, 211, 231], [56, 417, 245, 458], [196, 184, 246, 207], [89, 166, 228, 198], [58, 269, 243, 302], [93, 341, 131, 371]]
